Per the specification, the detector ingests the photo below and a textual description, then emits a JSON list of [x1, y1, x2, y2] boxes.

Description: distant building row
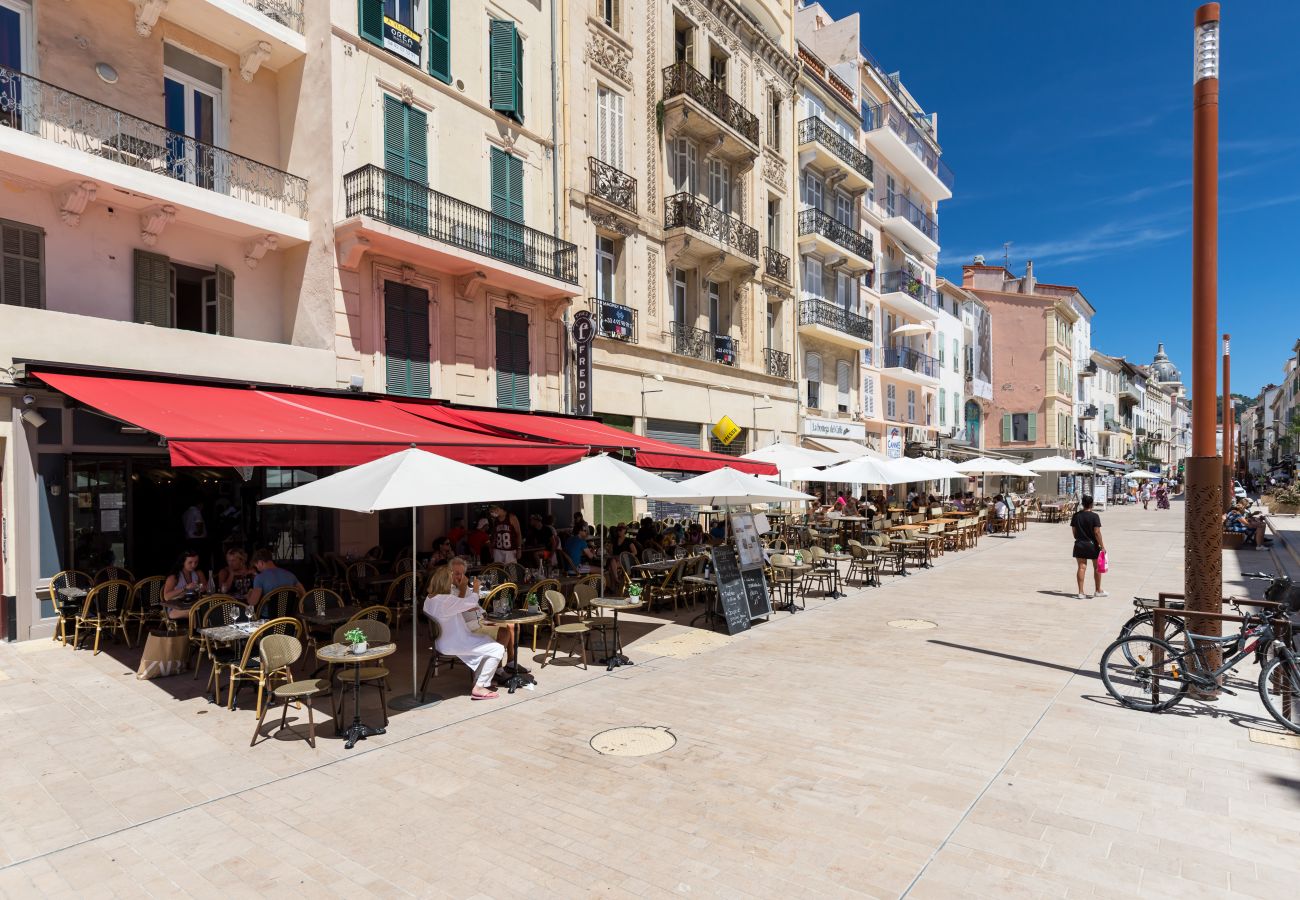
[[1239, 340, 1300, 479]]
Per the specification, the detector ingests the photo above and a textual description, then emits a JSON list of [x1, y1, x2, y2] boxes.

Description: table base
[[498, 662, 535, 693], [342, 721, 385, 750], [599, 653, 633, 670]]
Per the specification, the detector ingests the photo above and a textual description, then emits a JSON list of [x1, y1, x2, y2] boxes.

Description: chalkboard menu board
[[711, 546, 751, 635], [741, 568, 772, 619]]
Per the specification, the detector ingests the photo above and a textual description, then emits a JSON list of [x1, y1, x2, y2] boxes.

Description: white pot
[[351, 641, 368, 655]]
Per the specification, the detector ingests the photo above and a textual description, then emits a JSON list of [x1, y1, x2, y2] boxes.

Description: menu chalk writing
[[711, 546, 751, 635]]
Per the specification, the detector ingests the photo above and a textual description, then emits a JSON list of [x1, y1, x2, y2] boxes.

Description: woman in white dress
[[423, 557, 511, 700]]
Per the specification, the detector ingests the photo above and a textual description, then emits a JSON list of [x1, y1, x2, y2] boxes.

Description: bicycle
[[1099, 573, 1300, 733]]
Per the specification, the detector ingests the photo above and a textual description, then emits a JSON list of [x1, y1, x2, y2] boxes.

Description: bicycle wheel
[[1099, 636, 1188, 712], [1118, 612, 1187, 663], [1258, 654, 1300, 735]]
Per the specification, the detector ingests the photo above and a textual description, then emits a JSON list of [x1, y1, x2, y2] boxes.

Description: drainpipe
[[550, 0, 571, 414]]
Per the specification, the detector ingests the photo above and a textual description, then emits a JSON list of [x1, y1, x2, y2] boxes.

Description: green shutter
[[428, 0, 451, 83], [406, 106, 428, 185], [383, 95, 405, 176], [490, 148, 525, 265], [1001, 413, 1012, 443], [133, 249, 171, 327], [489, 20, 519, 118], [215, 264, 234, 336], [385, 281, 430, 398], [358, 0, 383, 46], [512, 24, 524, 124], [383, 96, 428, 233], [495, 308, 530, 410], [1027, 412, 1038, 442]]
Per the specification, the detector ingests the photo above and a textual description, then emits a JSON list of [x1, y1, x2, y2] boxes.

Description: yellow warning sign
[[711, 415, 742, 446]]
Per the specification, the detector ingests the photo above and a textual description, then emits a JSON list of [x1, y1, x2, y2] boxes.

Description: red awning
[[384, 401, 776, 475], [33, 372, 586, 468]]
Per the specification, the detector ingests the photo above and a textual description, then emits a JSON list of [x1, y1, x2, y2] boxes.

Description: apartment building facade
[[1071, 295, 1097, 462], [1092, 353, 1132, 465], [946, 279, 992, 453]]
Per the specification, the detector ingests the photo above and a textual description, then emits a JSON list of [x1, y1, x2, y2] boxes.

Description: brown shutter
[[133, 249, 172, 326], [215, 264, 234, 336]]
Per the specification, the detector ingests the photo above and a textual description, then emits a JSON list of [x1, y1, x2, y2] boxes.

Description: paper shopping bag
[[136, 632, 190, 680]]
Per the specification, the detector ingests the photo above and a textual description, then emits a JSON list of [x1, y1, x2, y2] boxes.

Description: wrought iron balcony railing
[[663, 192, 758, 259], [763, 245, 790, 283], [0, 65, 307, 216], [661, 61, 759, 146], [715, 333, 737, 366], [592, 297, 637, 343], [797, 117, 873, 183], [1081, 404, 1098, 419], [880, 269, 941, 310], [862, 101, 953, 190], [345, 164, 578, 284], [588, 156, 636, 214], [764, 347, 791, 379], [244, 0, 304, 33], [797, 207, 872, 260], [798, 298, 873, 343], [884, 192, 939, 245], [883, 345, 939, 378], [671, 322, 735, 366]]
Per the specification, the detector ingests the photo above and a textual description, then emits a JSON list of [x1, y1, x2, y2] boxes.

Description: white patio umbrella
[[658, 466, 815, 505], [954, 456, 1037, 477], [741, 442, 841, 473], [1125, 469, 1162, 480], [892, 323, 933, 337], [801, 455, 896, 485], [1025, 455, 1093, 474], [259, 447, 561, 707]]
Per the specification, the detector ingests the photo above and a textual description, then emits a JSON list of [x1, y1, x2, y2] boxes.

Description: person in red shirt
[[465, 517, 492, 564]]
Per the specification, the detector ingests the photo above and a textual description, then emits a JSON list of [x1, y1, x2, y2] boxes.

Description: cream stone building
[[563, 0, 801, 458]]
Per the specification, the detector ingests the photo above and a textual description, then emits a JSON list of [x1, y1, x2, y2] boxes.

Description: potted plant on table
[[627, 583, 643, 601], [342, 627, 368, 655]]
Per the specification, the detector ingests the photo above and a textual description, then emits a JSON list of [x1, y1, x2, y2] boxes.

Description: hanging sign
[[886, 426, 904, 459], [572, 310, 594, 417], [711, 415, 742, 446], [382, 17, 422, 66]]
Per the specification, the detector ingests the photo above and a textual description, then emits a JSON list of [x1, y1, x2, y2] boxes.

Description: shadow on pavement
[[926, 638, 1100, 679]]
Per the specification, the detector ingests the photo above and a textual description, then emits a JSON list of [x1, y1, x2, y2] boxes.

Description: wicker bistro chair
[[199, 598, 252, 704], [643, 558, 689, 613], [382, 572, 415, 629], [476, 565, 509, 591], [48, 570, 92, 645], [346, 604, 393, 627], [804, 546, 838, 597], [298, 588, 347, 653], [863, 533, 905, 577], [345, 560, 382, 605], [922, 523, 947, 560], [571, 579, 613, 654], [93, 565, 135, 586], [845, 541, 881, 587], [330, 620, 392, 730], [522, 578, 560, 651], [125, 576, 168, 643], [250, 635, 330, 749], [768, 554, 806, 611], [540, 590, 590, 669], [227, 617, 302, 715], [73, 579, 133, 655], [186, 597, 220, 676], [256, 585, 302, 622], [480, 583, 519, 618], [418, 615, 462, 701]]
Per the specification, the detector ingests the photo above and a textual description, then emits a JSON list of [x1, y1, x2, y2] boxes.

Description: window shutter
[[611, 91, 624, 169], [495, 308, 530, 410], [215, 264, 234, 336], [428, 0, 451, 83], [1, 220, 44, 308], [489, 20, 520, 118], [385, 282, 430, 398], [939, 387, 946, 425], [405, 105, 428, 185], [863, 376, 874, 416], [513, 24, 524, 123], [358, 0, 383, 46], [133, 249, 171, 327], [611, 0, 621, 31], [1002, 413, 1012, 443], [1027, 412, 1038, 442], [383, 95, 405, 177], [805, 351, 821, 385], [938, 332, 945, 365], [836, 359, 850, 407]]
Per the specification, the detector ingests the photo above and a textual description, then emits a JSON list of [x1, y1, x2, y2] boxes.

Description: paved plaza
[[1, 503, 1298, 898]]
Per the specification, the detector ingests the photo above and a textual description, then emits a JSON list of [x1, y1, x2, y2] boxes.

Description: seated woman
[[162, 550, 207, 620], [1225, 501, 1269, 549], [423, 557, 514, 700], [428, 536, 455, 567], [684, 522, 706, 547], [216, 547, 255, 600]]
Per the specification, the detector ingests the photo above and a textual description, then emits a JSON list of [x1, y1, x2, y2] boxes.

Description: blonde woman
[[216, 547, 255, 600], [423, 557, 512, 700]]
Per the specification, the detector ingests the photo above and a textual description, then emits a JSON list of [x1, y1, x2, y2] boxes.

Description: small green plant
[[343, 627, 367, 646], [526, 592, 539, 607], [627, 584, 643, 598]]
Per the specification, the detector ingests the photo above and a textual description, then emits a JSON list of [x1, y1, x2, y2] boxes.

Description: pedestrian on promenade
[[1070, 495, 1107, 600], [1141, 483, 1151, 509]]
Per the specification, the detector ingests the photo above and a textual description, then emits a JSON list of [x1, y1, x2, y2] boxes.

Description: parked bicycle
[[1100, 573, 1300, 733]]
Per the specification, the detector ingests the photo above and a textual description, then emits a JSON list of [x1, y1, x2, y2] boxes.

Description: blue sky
[[818, 0, 1300, 397]]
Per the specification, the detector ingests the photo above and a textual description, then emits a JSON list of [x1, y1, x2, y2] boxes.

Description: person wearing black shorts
[[1070, 495, 1107, 599]]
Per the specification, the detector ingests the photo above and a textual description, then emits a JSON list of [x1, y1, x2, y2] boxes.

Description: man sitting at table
[[562, 526, 597, 573], [245, 549, 301, 608], [423, 557, 513, 701]]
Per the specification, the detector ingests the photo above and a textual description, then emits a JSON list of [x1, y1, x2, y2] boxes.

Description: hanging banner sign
[[599, 302, 635, 340], [383, 17, 422, 66], [572, 310, 594, 417], [711, 415, 742, 446], [886, 426, 904, 459]]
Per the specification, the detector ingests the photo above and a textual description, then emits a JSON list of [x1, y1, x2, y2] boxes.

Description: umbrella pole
[[391, 504, 440, 710]]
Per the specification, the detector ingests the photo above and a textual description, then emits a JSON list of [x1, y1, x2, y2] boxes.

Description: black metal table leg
[[342, 661, 385, 750]]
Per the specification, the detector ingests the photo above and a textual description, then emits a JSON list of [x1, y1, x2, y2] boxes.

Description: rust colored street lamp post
[[1223, 334, 1232, 510]]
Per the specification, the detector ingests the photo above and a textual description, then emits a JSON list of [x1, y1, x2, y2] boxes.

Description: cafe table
[[482, 609, 549, 693], [633, 560, 678, 574], [198, 619, 266, 702], [317, 640, 397, 749], [822, 552, 852, 598], [590, 596, 642, 670], [769, 561, 811, 613], [302, 605, 360, 630]]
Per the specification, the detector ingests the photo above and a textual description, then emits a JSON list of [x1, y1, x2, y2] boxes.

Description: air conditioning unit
[[907, 427, 928, 442]]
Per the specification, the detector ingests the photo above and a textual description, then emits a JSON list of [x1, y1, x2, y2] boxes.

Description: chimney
[[1024, 260, 1036, 294]]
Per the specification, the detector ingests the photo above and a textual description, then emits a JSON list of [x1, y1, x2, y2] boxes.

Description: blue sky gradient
[[818, 0, 1300, 396]]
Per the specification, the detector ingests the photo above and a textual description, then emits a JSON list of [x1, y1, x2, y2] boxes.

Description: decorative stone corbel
[[239, 41, 273, 82], [54, 180, 97, 226], [139, 204, 175, 246], [132, 0, 167, 37], [243, 234, 278, 269], [335, 232, 371, 270], [700, 252, 727, 284], [456, 270, 488, 300]]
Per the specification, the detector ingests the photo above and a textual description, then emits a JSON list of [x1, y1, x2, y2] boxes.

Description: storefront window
[[262, 468, 319, 561]]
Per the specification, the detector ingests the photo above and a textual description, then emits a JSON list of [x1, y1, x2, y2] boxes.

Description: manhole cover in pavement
[[590, 726, 676, 757], [888, 619, 938, 630]]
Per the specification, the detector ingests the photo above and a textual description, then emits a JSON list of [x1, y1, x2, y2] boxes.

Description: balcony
[[1100, 416, 1123, 434], [1079, 359, 1098, 377], [763, 246, 791, 284], [0, 66, 309, 243], [341, 165, 579, 298], [797, 117, 873, 192], [881, 346, 940, 385], [587, 156, 636, 216], [672, 322, 735, 367], [1118, 383, 1142, 404], [1080, 404, 1098, 420], [592, 297, 637, 343], [879, 269, 941, 321], [662, 192, 758, 278], [881, 192, 940, 258], [764, 347, 791, 379], [798, 298, 873, 350], [147, 1, 306, 73], [797, 208, 873, 269], [660, 61, 758, 165], [861, 102, 952, 201]]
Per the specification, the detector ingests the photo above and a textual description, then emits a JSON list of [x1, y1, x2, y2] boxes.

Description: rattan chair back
[[131, 575, 167, 617], [334, 619, 391, 644], [82, 579, 132, 618], [300, 588, 346, 617], [239, 617, 301, 668], [257, 586, 301, 620], [94, 565, 135, 585], [481, 583, 518, 613], [258, 634, 303, 673], [525, 578, 560, 603], [50, 569, 92, 605], [477, 565, 508, 589], [202, 597, 247, 628], [543, 589, 567, 618], [347, 604, 392, 625]]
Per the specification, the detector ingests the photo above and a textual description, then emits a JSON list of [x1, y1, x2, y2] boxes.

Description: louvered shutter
[[428, 0, 451, 83], [489, 20, 519, 118], [1, 220, 44, 308], [133, 249, 171, 326], [385, 281, 430, 398], [495, 308, 530, 410], [805, 351, 821, 408], [862, 375, 874, 416], [611, 0, 621, 31], [1027, 413, 1038, 442], [836, 359, 850, 410], [215, 264, 234, 336], [939, 388, 946, 425], [1002, 414, 1012, 443], [405, 104, 429, 232], [610, 90, 624, 169], [358, 0, 383, 45], [512, 24, 524, 123], [490, 148, 524, 265]]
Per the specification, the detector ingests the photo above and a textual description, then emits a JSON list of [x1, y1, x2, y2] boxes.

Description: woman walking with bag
[[1070, 495, 1108, 600]]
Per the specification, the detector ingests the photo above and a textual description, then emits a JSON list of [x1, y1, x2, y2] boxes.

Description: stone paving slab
[[0, 503, 1297, 898]]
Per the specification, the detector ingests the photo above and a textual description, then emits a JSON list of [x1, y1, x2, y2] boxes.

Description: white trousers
[[470, 643, 506, 689]]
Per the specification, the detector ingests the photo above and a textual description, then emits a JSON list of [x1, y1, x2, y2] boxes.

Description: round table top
[[889, 524, 926, 531], [773, 562, 812, 573], [317, 641, 397, 664], [592, 596, 643, 611], [824, 553, 851, 562], [483, 611, 548, 627]]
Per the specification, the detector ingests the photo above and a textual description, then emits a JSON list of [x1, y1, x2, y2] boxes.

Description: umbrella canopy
[[258, 447, 560, 513], [954, 456, 1037, 477], [892, 323, 932, 337], [519, 453, 692, 499], [1126, 469, 1162, 480], [908, 457, 963, 479], [657, 466, 815, 505], [741, 442, 841, 473], [1025, 455, 1093, 474], [812, 456, 935, 485]]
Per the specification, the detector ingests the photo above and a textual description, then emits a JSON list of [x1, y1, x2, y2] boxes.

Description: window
[[494, 307, 530, 410], [428, 0, 451, 82], [595, 86, 625, 169], [164, 44, 222, 189], [863, 375, 875, 416], [1004, 412, 1037, 443], [805, 351, 822, 409], [674, 20, 694, 65], [599, 0, 620, 30], [937, 332, 944, 367], [886, 174, 896, 216], [709, 46, 727, 90], [907, 389, 916, 422], [836, 271, 853, 311], [0, 0, 31, 73], [384, 280, 431, 397], [837, 359, 850, 413], [767, 90, 781, 151], [707, 281, 721, 334], [133, 249, 233, 335], [802, 170, 823, 211], [939, 387, 946, 425], [489, 19, 523, 123], [953, 392, 960, 430], [802, 255, 822, 300], [766, 308, 774, 352], [384, 0, 415, 28], [767, 197, 781, 249], [952, 337, 959, 372], [670, 137, 697, 194], [595, 235, 617, 302], [383, 95, 429, 229], [672, 268, 687, 324], [1, 218, 43, 308], [834, 191, 853, 227], [886, 383, 896, 420], [708, 158, 731, 213]]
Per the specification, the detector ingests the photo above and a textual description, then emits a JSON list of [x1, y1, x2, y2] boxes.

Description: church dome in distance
[[1150, 342, 1181, 384]]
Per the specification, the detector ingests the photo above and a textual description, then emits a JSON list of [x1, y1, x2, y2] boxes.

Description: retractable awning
[[33, 371, 586, 468]]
